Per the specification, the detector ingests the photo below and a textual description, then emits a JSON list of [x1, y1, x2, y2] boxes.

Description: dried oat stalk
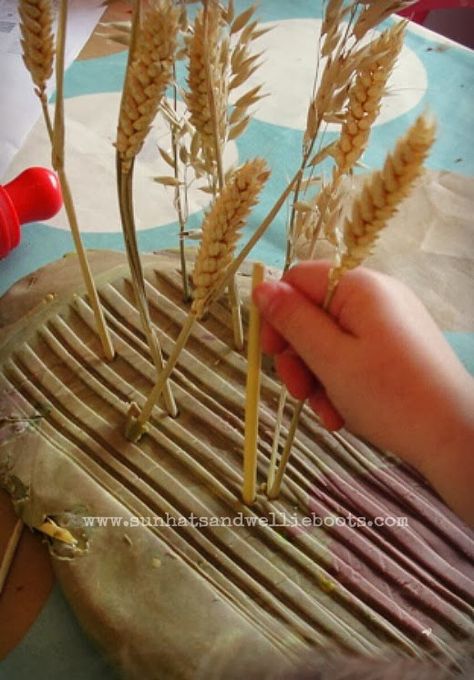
[[185, 0, 265, 185], [353, 1, 416, 40], [294, 21, 406, 260], [185, 1, 227, 179], [183, 0, 265, 347]]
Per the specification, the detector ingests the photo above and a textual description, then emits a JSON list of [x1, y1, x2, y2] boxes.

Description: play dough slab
[[0, 251, 472, 679]]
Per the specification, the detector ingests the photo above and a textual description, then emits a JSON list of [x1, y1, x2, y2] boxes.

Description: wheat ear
[[19, 0, 54, 140], [117, 0, 180, 173], [333, 22, 406, 174], [126, 159, 270, 441], [186, 1, 246, 349], [325, 113, 436, 305], [117, 1, 180, 417], [191, 158, 270, 317]]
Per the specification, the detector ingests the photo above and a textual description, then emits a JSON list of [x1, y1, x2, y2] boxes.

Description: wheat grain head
[[192, 158, 270, 318], [116, 0, 180, 173], [333, 22, 406, 174], [332, 114, 436, 286], [19, 0, 54, 101]]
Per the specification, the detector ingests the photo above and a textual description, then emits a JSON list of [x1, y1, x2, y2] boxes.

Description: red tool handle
[[0, 167, 62, 259]]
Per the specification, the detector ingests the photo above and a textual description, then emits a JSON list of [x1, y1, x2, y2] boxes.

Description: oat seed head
[[192, 158, 270, 317], [19, 0, 55, 99], [117, 0, 180, 173], [353, 1, 415, 40]]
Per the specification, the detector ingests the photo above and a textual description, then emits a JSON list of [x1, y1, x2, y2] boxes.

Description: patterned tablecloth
[[0, 1, 473, 677]]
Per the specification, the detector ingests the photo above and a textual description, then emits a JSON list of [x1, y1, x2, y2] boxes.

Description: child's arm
[[253, 260, 474, 525]]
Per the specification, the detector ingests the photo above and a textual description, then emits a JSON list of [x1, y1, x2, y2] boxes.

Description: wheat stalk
[[242, 262, 265, 505], [117, 0, 180, 173], [19, 0, 54, 140], [325, 113, 436, 304], [126, 158, 269, 441], [117, 1, 180, 417], [38, 0, 114, 361]]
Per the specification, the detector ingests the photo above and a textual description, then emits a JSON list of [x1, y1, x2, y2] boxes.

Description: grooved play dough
[[0, 250, 473, 679]]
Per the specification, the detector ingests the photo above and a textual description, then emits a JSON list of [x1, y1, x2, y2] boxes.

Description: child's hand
[[253, 260, 474, 525]]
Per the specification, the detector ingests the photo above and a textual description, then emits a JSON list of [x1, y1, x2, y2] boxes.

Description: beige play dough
[[0, 251, 472, 679]]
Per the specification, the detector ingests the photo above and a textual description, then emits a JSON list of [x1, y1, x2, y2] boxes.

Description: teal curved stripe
[[444, 332, 474, 375]]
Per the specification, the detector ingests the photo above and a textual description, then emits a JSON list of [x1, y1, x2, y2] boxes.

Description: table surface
[[0, 1, 473, 677]]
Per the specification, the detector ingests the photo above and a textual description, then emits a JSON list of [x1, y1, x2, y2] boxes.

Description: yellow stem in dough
[[242, 262, 265, 505]]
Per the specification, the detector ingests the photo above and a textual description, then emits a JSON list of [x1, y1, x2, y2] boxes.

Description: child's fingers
[[260, 318, 288, 355], [274, 349, 317, 401], [282, 260, 333, 307], [253, 280, 350, 382], [308, 387, 345, 431]]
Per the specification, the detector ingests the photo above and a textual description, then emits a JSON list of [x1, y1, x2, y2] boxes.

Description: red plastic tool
[[398, 0, 474, 24], [0, 167, 62, 259]]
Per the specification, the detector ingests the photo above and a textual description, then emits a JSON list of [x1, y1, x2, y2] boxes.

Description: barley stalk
[[19, 0, 54, 140]]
